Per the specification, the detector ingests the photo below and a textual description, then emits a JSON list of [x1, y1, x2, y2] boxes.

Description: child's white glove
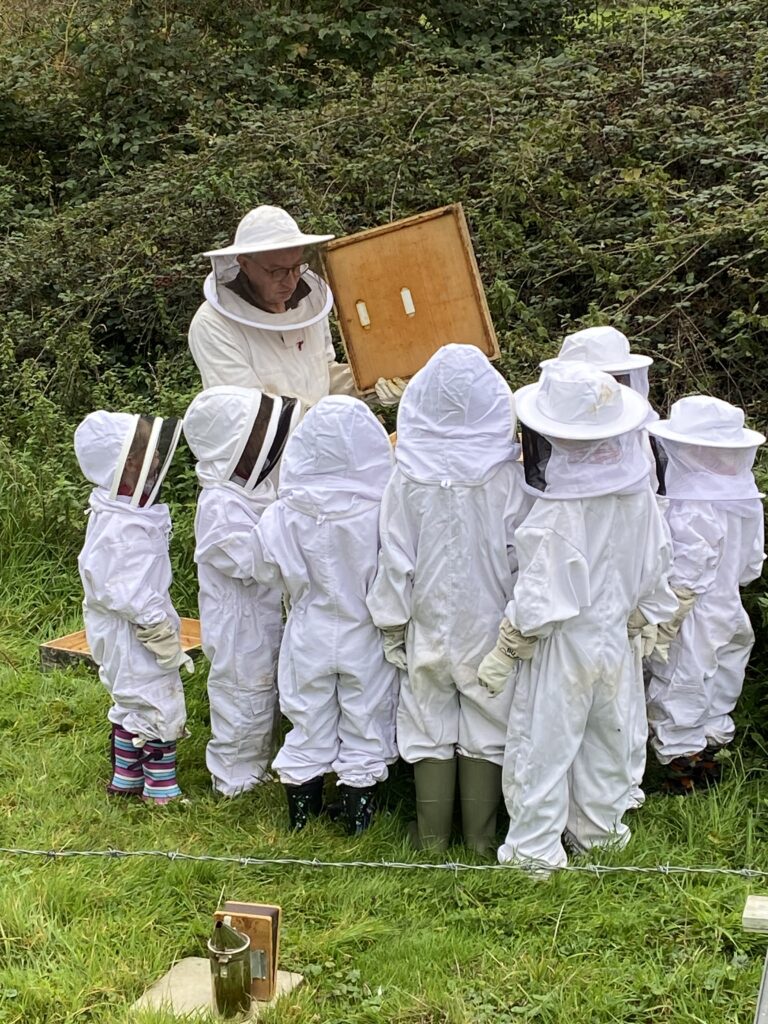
[[136, 619, 194, 675], [381, 625, 408, 671], [654, 586, 698, 660], [477, 618, 536, 696], [374, 377, 408, 406], [627, 609, 658, 658]]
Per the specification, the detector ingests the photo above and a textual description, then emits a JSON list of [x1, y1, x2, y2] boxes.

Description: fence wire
[[1, 845, 767, 879]]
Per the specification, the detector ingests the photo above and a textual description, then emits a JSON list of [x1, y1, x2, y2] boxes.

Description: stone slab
[[131, 957, 303, 1019], [743, 894, 768, 933]]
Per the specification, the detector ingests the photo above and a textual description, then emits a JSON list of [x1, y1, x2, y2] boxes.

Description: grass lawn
[[1, 612, 768, 1024]]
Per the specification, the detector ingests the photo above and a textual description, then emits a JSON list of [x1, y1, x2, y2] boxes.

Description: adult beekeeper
[[478, 361, 677, 871], [188, 205, 403, 408]]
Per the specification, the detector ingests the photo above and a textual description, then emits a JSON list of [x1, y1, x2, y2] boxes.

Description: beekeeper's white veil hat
[[201, 205, 334, 332], [515, 360, 649, 440]]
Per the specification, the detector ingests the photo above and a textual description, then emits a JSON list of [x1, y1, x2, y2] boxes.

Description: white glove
[[374, 377, 408, 406], [477, 618, 536, 697], [638, 622, 658, 659], [381, 625, 407, 671], [627, 608, 648, 640], [477, 649, 517, 697], [627, 609, 658, 659], [136, 618, 194, 675], [496, 618, 537, 661], [653, 639, 671, 665], [655, 586, 698, 652]]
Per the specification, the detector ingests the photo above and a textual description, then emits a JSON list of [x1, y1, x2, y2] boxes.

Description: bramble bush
[[1, 0, 767, 732], [0, 0, 578, 216]]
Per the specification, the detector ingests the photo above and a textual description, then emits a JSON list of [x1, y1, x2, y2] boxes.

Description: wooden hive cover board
[[323, 204, 498, 391], [215, 901, 281, 1002], [39, 618, 202, 672]]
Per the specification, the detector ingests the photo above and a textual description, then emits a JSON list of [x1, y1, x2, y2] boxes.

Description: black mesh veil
[[109, 414, 182, 506], [236, 394, 300, 489], [521, 423, 552, 492]]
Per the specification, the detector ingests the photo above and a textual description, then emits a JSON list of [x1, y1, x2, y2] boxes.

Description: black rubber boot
[[340, 784, 377, 836], [693, 745, 723, 789], [458, 756, 502, 856], [284, 776, 324, 830], [661, 754, 702, 796]]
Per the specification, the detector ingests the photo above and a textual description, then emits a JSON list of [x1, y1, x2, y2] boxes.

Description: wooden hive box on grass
[[39, 618, 202, 672], [323, 203, 499, 392]]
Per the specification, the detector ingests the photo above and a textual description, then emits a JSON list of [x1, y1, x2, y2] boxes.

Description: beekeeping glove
[[627, 609, 658, 659], [653, 586, 698, 663], [136, 618, 194, 675], [374, 377, 408, 406], [477, 618, 536, 697], [381, 625, 408, 672]]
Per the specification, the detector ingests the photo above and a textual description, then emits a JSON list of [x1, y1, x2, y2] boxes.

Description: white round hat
[[541, 325, 652, 374], [647, 395, 765, 448], [515, 360, 650, 440], [203, 205, 335, 257]]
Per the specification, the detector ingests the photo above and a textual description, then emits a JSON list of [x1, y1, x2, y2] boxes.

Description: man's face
[[237, 245, 306, 312]]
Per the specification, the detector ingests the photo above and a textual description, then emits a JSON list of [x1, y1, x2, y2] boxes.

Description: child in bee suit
[[182, 385, 300, 797], [543, 325, 656, 404], [541, 324, 665, 809], [366, 344, 531, 854], [478, 361, 677, 870], [645, 396, 766, 793], [74, 411, 190, 803], [239, 395, 399, 834]]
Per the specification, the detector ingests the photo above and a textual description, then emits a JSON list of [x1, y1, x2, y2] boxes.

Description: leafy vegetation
[[1, 0, 768, 1020]]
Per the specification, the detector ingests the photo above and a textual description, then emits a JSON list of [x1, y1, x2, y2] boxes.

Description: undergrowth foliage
[[1, 0, 767, 680]]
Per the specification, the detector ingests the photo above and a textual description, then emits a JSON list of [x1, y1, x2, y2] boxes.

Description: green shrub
[[1, 0, 767, 679]]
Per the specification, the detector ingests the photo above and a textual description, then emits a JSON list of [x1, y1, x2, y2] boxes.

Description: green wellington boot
[[458, 756, 502, 856], [410, 757, 457, 852]]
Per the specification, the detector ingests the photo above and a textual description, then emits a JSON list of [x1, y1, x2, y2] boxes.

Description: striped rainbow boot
[[141, 740, 183, 804], [107, 724, 145, 797]]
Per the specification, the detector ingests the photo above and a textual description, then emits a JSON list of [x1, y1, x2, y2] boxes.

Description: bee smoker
[[207, 919, 252, 1018]]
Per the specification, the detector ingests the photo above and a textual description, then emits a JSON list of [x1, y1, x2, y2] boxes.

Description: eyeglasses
[[245, 259, 309, 283]]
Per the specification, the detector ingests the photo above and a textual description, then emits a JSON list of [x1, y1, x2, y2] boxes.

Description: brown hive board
[[322, 203, 499, 392], [39, 618, 202, 672], [214, 901, 281, 1002]]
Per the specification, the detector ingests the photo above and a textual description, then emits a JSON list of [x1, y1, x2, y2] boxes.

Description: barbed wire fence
[[2, 845, 767, 879]]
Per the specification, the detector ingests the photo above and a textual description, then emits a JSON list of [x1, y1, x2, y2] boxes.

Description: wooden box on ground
[[39, 618, 202, 672], [214, 902, 281, 1002], [322, 204, 499, 392]]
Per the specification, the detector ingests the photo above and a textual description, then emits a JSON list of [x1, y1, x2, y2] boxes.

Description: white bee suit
[[540, 326, 666, 809], [244, 396, 399, 788], [189, 294, 356, 406], [366, 344, 530, 764], [646, 502, 764, 759], [498, 363, 677, 870], [189, 206, 356, 405], [194, 486, 283, 796], [75, 413, 186, 743], [645, 397, 766, 761], [184, 385, 300, 796]]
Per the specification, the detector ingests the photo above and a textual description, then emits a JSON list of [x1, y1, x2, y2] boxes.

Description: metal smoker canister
[[208, 920, 252, 1018]]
